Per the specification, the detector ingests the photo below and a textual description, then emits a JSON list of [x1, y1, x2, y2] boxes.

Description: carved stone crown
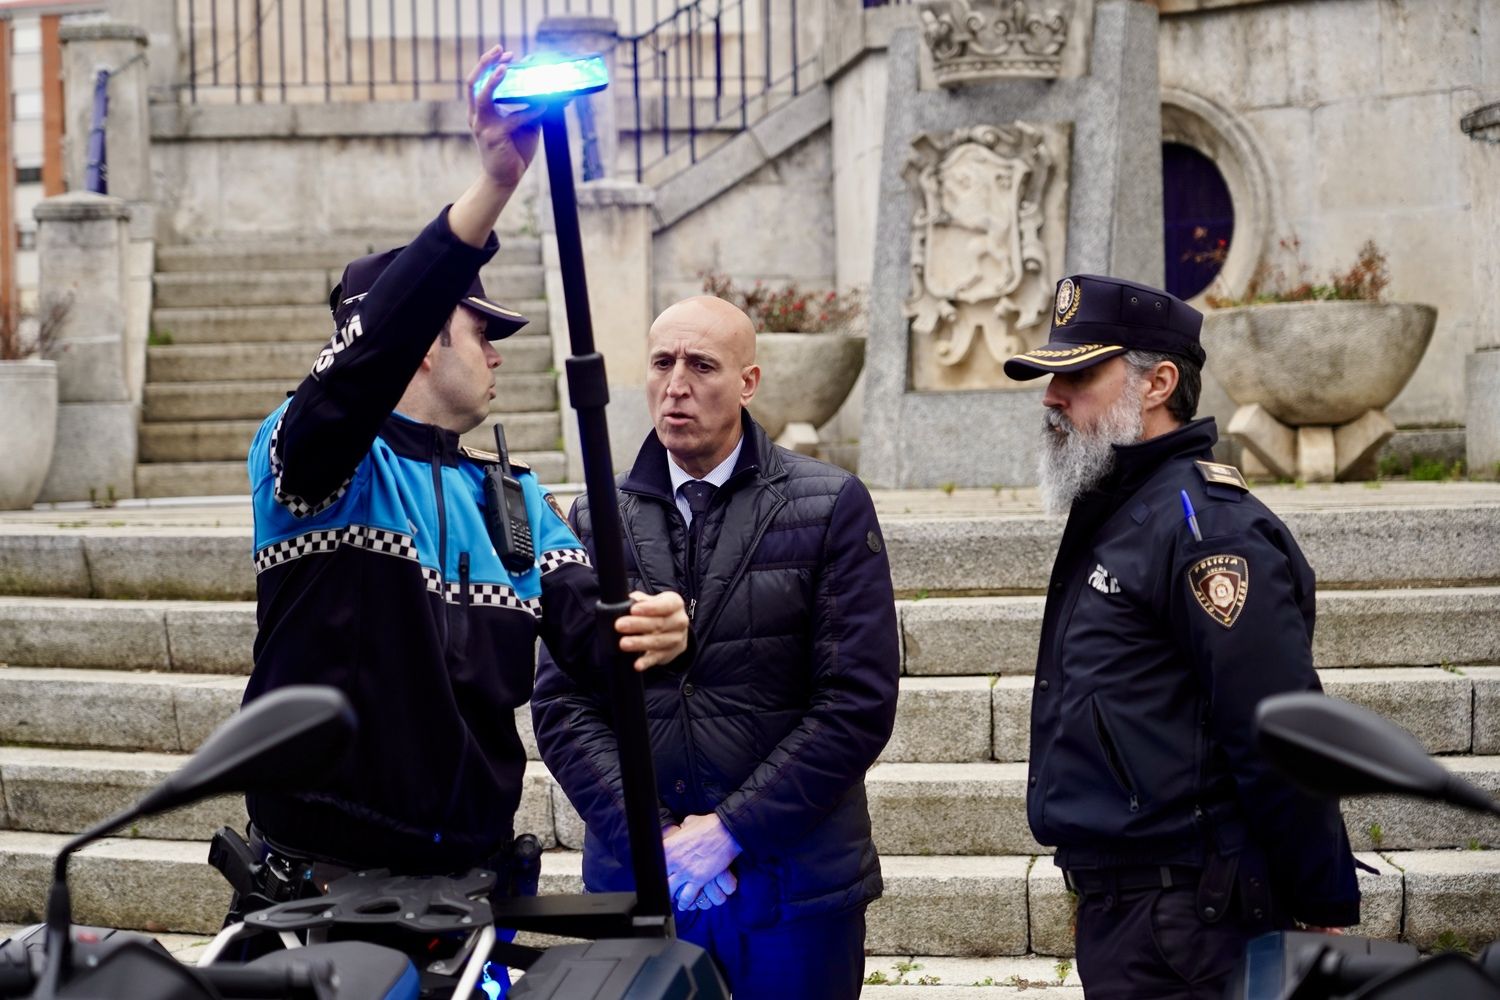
[[919, 0, 1072, 85]]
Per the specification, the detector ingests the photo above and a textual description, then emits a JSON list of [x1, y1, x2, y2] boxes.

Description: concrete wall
[[148, 102, 543, 242], [1157, 0, 1500, 428], [650, 128, 836, 316]]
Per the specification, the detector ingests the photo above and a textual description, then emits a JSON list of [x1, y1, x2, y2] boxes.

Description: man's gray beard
[[1036, 376, 1146, 516]]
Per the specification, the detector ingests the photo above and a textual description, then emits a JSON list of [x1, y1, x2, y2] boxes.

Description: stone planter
[[0, 360, 59, 509], [1202, 301, 1437, 481], [747, 333, 866, 446]]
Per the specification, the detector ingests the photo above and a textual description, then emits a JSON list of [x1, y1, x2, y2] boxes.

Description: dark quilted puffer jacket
[[532, 410, 900, 923]]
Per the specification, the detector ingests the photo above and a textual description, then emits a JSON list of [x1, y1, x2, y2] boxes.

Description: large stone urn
[[0, 360, 59, 509], [748, 333, 866, 451], [1202, 301, 1437, 482]]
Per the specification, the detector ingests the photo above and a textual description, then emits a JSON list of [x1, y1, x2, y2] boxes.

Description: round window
[[1162, 142, 1234, 301]]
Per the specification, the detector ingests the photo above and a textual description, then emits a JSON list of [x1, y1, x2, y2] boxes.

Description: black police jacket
[[532, 412, 901, 923], [1026, 418, 1361, 928], [243, 208, 602, 873]]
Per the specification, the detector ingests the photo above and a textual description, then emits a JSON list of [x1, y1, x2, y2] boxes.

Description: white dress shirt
[[668, 436, 744, 527]]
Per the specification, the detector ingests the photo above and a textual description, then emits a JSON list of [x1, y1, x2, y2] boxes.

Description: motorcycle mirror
[[136, 685, 356, 817], [1255, 692, 1500, 817], [36, 686, 357, 999]]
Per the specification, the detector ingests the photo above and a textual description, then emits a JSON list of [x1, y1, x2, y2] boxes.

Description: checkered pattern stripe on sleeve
[[539, 548, 591, 575], [268, 412, 353, 519], [420, 567, 543, 618], [253, 523, 418, 573]]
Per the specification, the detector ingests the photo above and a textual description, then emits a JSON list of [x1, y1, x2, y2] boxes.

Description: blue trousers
[[674, 901, 868, 999]]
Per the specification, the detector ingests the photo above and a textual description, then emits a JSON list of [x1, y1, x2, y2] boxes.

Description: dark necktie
[[680, 480, 717, 579]]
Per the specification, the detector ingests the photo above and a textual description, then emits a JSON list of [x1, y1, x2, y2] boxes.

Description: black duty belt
[[1063, 864, 1202, 897]]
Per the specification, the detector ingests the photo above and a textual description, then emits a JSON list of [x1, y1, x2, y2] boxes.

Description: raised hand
[[464, 46, 544, 191]]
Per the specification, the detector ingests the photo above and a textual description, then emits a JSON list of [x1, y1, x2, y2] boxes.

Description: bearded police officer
[[1005, 275, 1362, 999]]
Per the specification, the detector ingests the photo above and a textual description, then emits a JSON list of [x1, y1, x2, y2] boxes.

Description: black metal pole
[[539, 103, 674, 934]]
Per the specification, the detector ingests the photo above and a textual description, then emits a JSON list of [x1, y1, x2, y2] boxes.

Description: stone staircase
[[2, 483, 1500, 994], [139, 236, 564, 499]]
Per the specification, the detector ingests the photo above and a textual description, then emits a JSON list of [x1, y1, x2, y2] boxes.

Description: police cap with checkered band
[[1003, 274, 1205, 381], [329, 246, 529, 341]]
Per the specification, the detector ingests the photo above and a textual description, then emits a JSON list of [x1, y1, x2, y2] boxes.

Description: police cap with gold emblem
[[1003, 274, 1205, 381], [330, 246, 529, 341]]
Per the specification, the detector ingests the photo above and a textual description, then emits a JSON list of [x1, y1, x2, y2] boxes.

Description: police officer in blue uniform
[[235, 47, 690, 899], [1005, 275, 1362, 999]]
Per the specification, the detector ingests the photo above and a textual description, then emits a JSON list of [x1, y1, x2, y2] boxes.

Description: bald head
[[646, 296, 762, 476], [650, 296, 756, 367]]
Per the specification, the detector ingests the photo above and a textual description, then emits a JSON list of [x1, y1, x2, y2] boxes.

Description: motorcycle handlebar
[[198, 961, 330, 998], [0, 956, 329, 1000]]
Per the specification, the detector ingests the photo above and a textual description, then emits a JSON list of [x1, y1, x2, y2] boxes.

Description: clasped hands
[[663, 813, 742, 912]]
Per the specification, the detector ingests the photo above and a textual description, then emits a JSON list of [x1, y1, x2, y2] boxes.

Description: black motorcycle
[[1233, 692, 1500, 999], [0, 686, 723, 1000]]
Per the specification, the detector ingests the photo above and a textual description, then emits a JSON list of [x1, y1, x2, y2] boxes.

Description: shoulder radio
[[483, 424, 535, 573]]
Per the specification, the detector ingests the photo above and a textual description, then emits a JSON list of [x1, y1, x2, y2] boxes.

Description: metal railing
[[182, 0, 630, 103], [179, 0, 828, 183], [621, 0, 819, 182]]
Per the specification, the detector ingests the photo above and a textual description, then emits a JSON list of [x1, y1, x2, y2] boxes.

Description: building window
[[16, 166, 42, 185], [13, 92, 42, 120], [1162, 142, 1233, 301], [12, 24, 40, 55]]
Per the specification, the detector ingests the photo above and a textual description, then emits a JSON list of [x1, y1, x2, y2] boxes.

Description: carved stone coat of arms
[[902, 122, 1071, 391]]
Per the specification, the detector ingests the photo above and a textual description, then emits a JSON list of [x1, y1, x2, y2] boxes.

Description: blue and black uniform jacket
[[1027, 418, 1361, 928], [243, 208, 598, 873]]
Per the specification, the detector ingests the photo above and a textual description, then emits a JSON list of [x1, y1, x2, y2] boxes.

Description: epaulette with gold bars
[[460, 444, 531, 474], [1195, 460, 1248, 492]]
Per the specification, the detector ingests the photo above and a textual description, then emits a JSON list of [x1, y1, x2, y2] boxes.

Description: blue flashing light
[[485, 51, 609, 103], [480, 961, 508, 999]]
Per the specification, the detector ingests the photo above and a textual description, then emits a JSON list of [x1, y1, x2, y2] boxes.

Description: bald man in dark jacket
[[533, 296, 900, 999]]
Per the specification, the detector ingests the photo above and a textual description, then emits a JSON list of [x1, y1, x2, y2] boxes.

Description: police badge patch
[[1188, 554, 1249, 628], [542, 491, 566, 521], [1055, 278, 1081, 326]]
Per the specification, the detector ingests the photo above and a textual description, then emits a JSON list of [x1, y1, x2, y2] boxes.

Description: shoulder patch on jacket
[[543, 491, 565, 521], [459, 444, 530, 473], [1188, 553, 1249, 628], [1195, 461, 1248, 492]]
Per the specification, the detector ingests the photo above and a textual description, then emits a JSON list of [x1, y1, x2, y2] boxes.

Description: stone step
[[902, 588, 1500, 675], [0, 665, 539, 760], [138, 411, 560, 463], [152, 298, 551, 345], [0, 832, 1417, 950], [142, 373, 559, 422], [990, 666, 1494, 763], [155, 237, 543, 273], [0, 583, 1485, 744], [5, 500, 1494, 602], [3, 684, 1497, 862], [146, 336, 554, 383], [0, 667, 247, 750], [154, 265, 548, 310], [868, 754, 1500, 857], [460, 412, 562, 457], [153, 271, 325, 310], [134, 451, 567, 499], [860, 956, 1081, 994], [884, 503, 1500, 594], [0, 746, 562, 848]]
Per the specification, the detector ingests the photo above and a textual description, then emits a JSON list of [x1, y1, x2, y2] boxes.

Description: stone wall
[[650, 128, 837, 317], [1157, 0, 1500, 428], [148, 102, 544, 241]]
